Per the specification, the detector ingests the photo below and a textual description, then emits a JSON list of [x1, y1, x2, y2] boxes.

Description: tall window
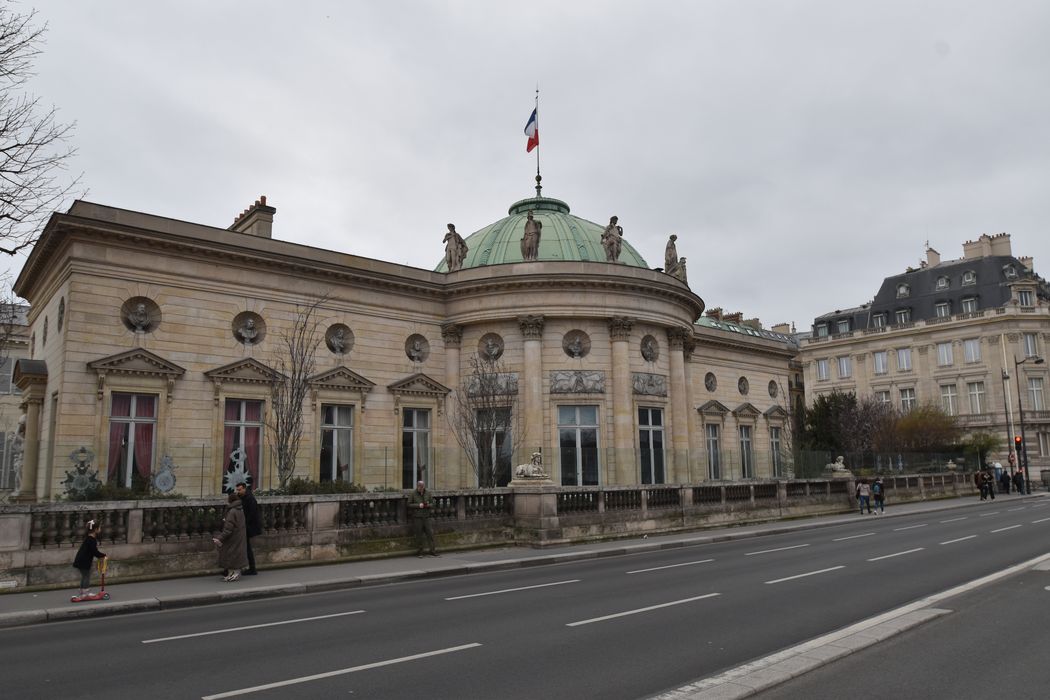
[[837, 356, 852, 379], [963, 338, 981, 363], [1018, 290, 1033, 307], [401, 408, 430, 488], [895, 309, 911, 325], [0, 356, 12, 394], [961, 297, 978, 313], [0, 431, 14, 490], [559, 406, 599, 486], [872, 314, 886, 328], [967, 381, 986, 414], [897, 348, 912, 371], [1029, 378, 1045, 411], [224, 399, 263, 490], [739, 425, 753, 478], [935, 302, 950, 318], [873, 351, 888, 375], [875, 390, 891, 405], [320, 405, 353, 483], [940, 385, 958, 416], [706, 423, 721, 479], [816, 359, 829, 381], [936, 342, 953, 367], [1040, 432, 1050, 458], [1023, 333, 1038, 358], [638, 407, 665, 484], [900, 387, 916, 412], [477, 408, 513, 487], [107, 394, 156, 491], [770, 426, 784, 477]]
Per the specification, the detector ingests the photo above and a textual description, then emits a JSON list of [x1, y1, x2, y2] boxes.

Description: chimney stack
[[229, 195, 276, 238]]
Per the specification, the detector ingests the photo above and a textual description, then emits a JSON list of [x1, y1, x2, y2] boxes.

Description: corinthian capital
[[518, 315, 545, 339], [666, 326, 690, 350], [608, 316, 633, 341], [440, 323, 463, 347]]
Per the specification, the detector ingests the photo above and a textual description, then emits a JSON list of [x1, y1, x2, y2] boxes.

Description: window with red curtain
[[223, 399, 263, 490], [108, 393, 156, 490]]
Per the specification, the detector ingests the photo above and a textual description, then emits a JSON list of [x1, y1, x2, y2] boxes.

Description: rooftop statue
[[664, 234, 679, 272], [520, 210, 542, 261], [601, 216, 623, 262], [443, 223, 468, 272]]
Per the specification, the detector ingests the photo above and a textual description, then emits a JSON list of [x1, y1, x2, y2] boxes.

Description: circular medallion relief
[[738, 376, 750, 395], [406, 334, 430, 363], [326, 324, 354, 355], [704, 372, 717, 392], [479, 333, 504, 361], [768, 380, 778, 398], [232, 311, 265, 345], [563, 330, 591, 359], [122, 296, 161, 333], [640, 335, 659, 362]]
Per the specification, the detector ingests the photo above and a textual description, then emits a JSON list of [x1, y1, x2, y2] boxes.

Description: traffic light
[[1015, 435, 1023, 449]]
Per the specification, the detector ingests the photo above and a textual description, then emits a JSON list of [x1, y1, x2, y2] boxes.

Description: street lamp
[[1001, 368, 1016, 472], [1014, 355, 1045, 494]]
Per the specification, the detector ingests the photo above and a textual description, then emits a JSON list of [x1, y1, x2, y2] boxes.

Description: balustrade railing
[[558, 490, 600, 513], [30, 508, 129, 548], [646, 487, 679, 509], [340, 496, 400, 528], [605, 489, 642, 511]]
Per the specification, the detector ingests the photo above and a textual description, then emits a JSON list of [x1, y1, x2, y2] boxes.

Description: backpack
[[872, 482, 882, 496]]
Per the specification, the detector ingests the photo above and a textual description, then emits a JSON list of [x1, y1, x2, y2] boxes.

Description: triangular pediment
[[204, 358, 284, 385], [764, 405, 790, 420], [88, 349, 185, 378], [309, 366, 376, 393], [388, 372, 450, 397], [733, 402, 761, 418], [697, 400, 730, 415]]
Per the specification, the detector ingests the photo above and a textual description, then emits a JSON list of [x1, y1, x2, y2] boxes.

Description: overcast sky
[[10, 0, 1050, 330]]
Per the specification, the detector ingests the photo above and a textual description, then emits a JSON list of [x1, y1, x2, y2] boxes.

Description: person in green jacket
[[408, 480, 438, 557]]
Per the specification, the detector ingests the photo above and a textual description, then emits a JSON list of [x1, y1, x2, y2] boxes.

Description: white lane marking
[[868, 548, 924, 562], [1007, 507, 1025, 512], [893, 524, 927, 531], [627, 559, 714, 574], [1031, 502, 1047, 508], [940, 535, 977, 545], [745, 544, 810, 556], [833, 532, 875, 542], [940, 517, 967, 523], [143, 610, 365, 644], [445, 579, 579, 600], [764, 566, 845, 585], [1032, 517, 1050, 524], [201, 643, 482, 699], [566, 593, 721, 626], [990, 525, 1022, 533], [978, 511, 1001, 517]]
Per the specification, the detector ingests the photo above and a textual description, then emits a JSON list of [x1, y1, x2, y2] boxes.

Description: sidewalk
[[0, 493, 1039, 629]]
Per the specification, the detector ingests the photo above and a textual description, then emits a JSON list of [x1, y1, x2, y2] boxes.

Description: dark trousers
[[412, 517, 435, 554], [245, 536, 256, 572]]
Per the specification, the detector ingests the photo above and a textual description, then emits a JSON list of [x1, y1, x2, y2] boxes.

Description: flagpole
[[534, 85, 542, 198]]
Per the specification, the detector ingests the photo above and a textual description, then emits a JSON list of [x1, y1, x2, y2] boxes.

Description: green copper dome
[[435, 196, 649, 271]]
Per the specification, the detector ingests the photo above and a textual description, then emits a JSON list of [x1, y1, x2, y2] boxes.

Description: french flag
[[524, 108, 539, 152]]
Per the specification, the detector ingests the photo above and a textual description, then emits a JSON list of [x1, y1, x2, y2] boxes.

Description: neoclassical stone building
[[10, 193, 797, 500]]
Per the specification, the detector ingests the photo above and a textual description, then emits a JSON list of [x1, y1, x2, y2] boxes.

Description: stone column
[[683, 339, 699, 483], [441, 323, 463, 487], [518, 315, 545, 464], [18, 396, 43, 501], [609, 316, 634, 485], [667, 327, 691, 483]]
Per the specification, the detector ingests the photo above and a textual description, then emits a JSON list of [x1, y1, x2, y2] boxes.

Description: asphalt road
[[4, 499, 1049, 699]]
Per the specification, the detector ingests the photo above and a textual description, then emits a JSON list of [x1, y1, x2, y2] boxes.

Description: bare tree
[[448, 352, 525, 488], [0, 7, 81, 255], [267, 298, 326, 489]]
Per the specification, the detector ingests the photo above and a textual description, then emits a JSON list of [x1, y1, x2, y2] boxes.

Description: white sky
[[9, 0, 1050, 330]]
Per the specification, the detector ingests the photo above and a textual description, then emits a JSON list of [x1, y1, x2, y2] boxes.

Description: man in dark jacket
[[1012, 470, 1026, 496], [408, 480, 438, 557], [235, 482, 263, 574]]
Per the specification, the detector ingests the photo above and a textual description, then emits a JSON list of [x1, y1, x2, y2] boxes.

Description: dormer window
[[961, 297, 978, 313], [895, 309, 911, 325], [1018, 290, 1033, 307], [815, 323, 828, 337], [872, 313, 886, 328], [896, 283, 910, 298], [935, 276, 949, 290], [935, 302, 951, 318], [836, 320, 850, 334], [1002, 264, 1018, 280], [962, 270, 977, 286]]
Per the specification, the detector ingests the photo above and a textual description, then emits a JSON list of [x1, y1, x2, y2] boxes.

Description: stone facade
[[11, 197, 798, 500]]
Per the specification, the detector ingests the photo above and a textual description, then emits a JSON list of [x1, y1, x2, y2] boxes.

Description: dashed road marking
[[868, 548, 924, 562]]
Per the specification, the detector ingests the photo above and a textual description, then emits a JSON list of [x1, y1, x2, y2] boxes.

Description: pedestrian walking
[[982, 470, 996, 500], [213, 492, 248, 582], [1012, 470, 1026, 496], [999, 468, 1011, 494], [72, 519, 107, 599], [872, 477, 885, 514], [408, 480, 438, 557], [235, 482, 262, 575], [856, 479, 872, 514]]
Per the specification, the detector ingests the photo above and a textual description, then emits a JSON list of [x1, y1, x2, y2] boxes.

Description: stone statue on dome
[[664, 234, 679, 272], [443, 223, 468, 272], [521, 211, 542, 261], [601, 216, 623, 262]]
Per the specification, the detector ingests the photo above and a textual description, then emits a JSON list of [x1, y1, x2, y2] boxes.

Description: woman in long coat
[[213, 492, 248, 582]]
